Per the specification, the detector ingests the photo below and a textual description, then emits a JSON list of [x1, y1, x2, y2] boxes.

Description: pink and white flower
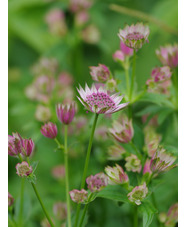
[[89, 64, 110, 82], [16, 161, 33, 177], [125, 154, 142, 173], [77, 84, 128, 114], [118, 23, 150, 49], [127, 183, 148, 205], [69, 189, 88, 203], [41, 122, 58, 139], [86, 172, 108, 192]]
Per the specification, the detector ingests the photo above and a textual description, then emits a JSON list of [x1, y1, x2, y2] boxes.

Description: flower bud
[[120, 42, 134, 56], [56, 102, 76, 125], [8, 134, 22, 156], [158, 212, 167, 223], [69, 189, 88, 203], [41, 122, 58, 139], [21, 138, 35, 157], [86, 172, 108, 192], [127, 183, 148, 205], [89, 64, 110, 82], [143, 159, 152, 175], [8, 192, 14, 207], [165, 203, 178, 226], [125, 154, 142, 173], [53, 202, 67, 220], [107, 144, 126, 160], [105, 164, 129, 185], [106, 79, 117, 92], [113, 50, 124, 62], [16, 161, 33, 177]]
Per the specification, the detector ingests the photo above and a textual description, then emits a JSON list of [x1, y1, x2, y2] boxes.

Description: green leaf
[[157, 108, 174, 124], [96, 185, 129, 203], [139, 200, 158, 227], [31, 161, 39, 173]]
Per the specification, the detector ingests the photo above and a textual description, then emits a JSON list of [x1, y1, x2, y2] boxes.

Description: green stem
[[129, 49, 136, 102], [18, 154, 23, 162], [75, 113, 99, 227], [54, 138, 64, 149], [27, 157, 30, 165], [78, 194, 93, 227], [134, 206, 138, 227], [31, 183, 55, 227], [123, 58, 130, 98], [64, 125, 72, 227], [18, 178, 25, 226]]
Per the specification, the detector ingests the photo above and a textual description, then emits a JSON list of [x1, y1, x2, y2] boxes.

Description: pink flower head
[[58, 72, 73, 87], [8, 192, 14, 207], [156, 44, 178, 68], [16, 161, 33, 177], [125, 154, 142, 173], [120, 41, 134, 56], [150, 66, 172, 83], [89, 64, 110, 82], [105, 164, 129, 185], [75, 11, 89, 26], [113, 50, 125, 62], [53, 202, 67, 220], [21, 138, 35, 157], [107, 144, 126, 160], [143, 159, 152, 175], [127, 183, 148, 205], [56, 102, 76, 125], [109, 117, 134, 143], [77, 84, 128, 114], [41, 122, 58, 139], [69, 189, 88, 203], [150, 147, 177, 176], [51, 165, 65, 180], [118, 23, 150, 49], [165, 203, 178, 226], [8, 133, 22, 156], [86, 172, 108, 192]]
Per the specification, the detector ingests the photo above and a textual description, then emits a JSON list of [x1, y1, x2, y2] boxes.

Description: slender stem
[[78, 194, 93, 227], [31, 183, 55, 227], [64, 125, 72, 227], [74, 113, 99, 227], [133, 206, 138, 227], [129, 49, 136, 102], [27, 157, 30, 165], [18, 178, 25, 226], [54, 138, 64, 149], [18, 154, 23, 162], [123, 58, 130, 98]]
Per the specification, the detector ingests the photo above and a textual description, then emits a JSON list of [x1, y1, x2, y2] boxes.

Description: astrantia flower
[[86, 172, 108, 192], [8, 133, 22, 156], [89, 64, 110, 82], [8, 192, 14, 207], [165, 203, 178, 227], [105, 164, 129, 185], [118, 23, 150, 49], [107, 144, 126, 160], [16, 161, 33, 177], [77, 84, 128, 114], [56, 102, 76, 125], [21, 138, 35, 157], [41, 122, 58, 139], [109, 117, 134, 143], [150, 147, 177, 177], [125, 154, 142, 173], [156, 44, 178, 68], [127, 183, 148, 205], [69, 189, 88, 203], [143, 159, 152, 175], [150, 66, 172, 83]]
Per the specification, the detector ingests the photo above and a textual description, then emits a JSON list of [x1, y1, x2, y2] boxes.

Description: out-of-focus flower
[[67, 116, 88, 136], [77, 84, 128, 114], [25, 85, 37, 101], [45, 9, 67, 36], [125, 154, 142, 173], [86, 172, 108, 192], [89, 64, 110, 82], [106, 79, 117, 93], [58, 72, 73, 88], [8, 134, 22, 157], [118, 23, 150, 49], [113, 50, 125, 62], [16, 161, 33, 177], [69, 189, 88, 203], [95, 126, 108, 141], [143, 159, 152, 175], [109, 117, 134, 143], [165, 203, 178, 227], [107, 144, 126, 160], [142, 114, 158, 127], [144, 126, 161, 157], [120, 42, 134, 56], [158, 212, 167, 224], [147, 78, 171, 95], [51, 165, 65, 180], [41, 218, 55, 227], [41, 122, 58, 139], [105, 164, 129, 185], [150, 147, 177, 177], [150, 66, 172, 82], [56, 102, 76, 125], [53, 202, 67, 220], [35, 105, 52, 122], [75, 11, 89, 26], [8, 192, 14, 207], [81, 25, 100, 44], [69, 0, 92, 12], [127, 183, 148, 205], [156, 44, 178, 68]]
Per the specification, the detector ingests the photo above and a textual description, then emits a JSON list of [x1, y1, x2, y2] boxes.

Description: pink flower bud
[[8, 134, 22, 156], [56, 102, 76, 125], [120, 42, 134, 56], [21, 138, 35, 157], [53, 202, 67, 220], [109, 117, 134, 143], [16, 161, 33, 177], [51, 165, 65, 180], [127, 183, 148, 205], [86, 172, 108, 192], [143, 159, 152, 175], [41, 122, 58, 139], [8, 192, 14, 207], [89, 64, 110, 82], [75, 11, 89, 26], [165, 203, 178, 226], [105, 164, 129, 185], [113, 50, 125, 62], [69, 189, 88, 203], [125, 154, 142, 173]]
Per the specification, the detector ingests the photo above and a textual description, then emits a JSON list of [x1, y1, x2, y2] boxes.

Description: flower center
[[126, 32, 144, 41], [86, 92, 115, 108]]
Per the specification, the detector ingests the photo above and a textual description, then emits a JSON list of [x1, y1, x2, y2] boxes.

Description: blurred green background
[[8, 0, 178, 226]]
